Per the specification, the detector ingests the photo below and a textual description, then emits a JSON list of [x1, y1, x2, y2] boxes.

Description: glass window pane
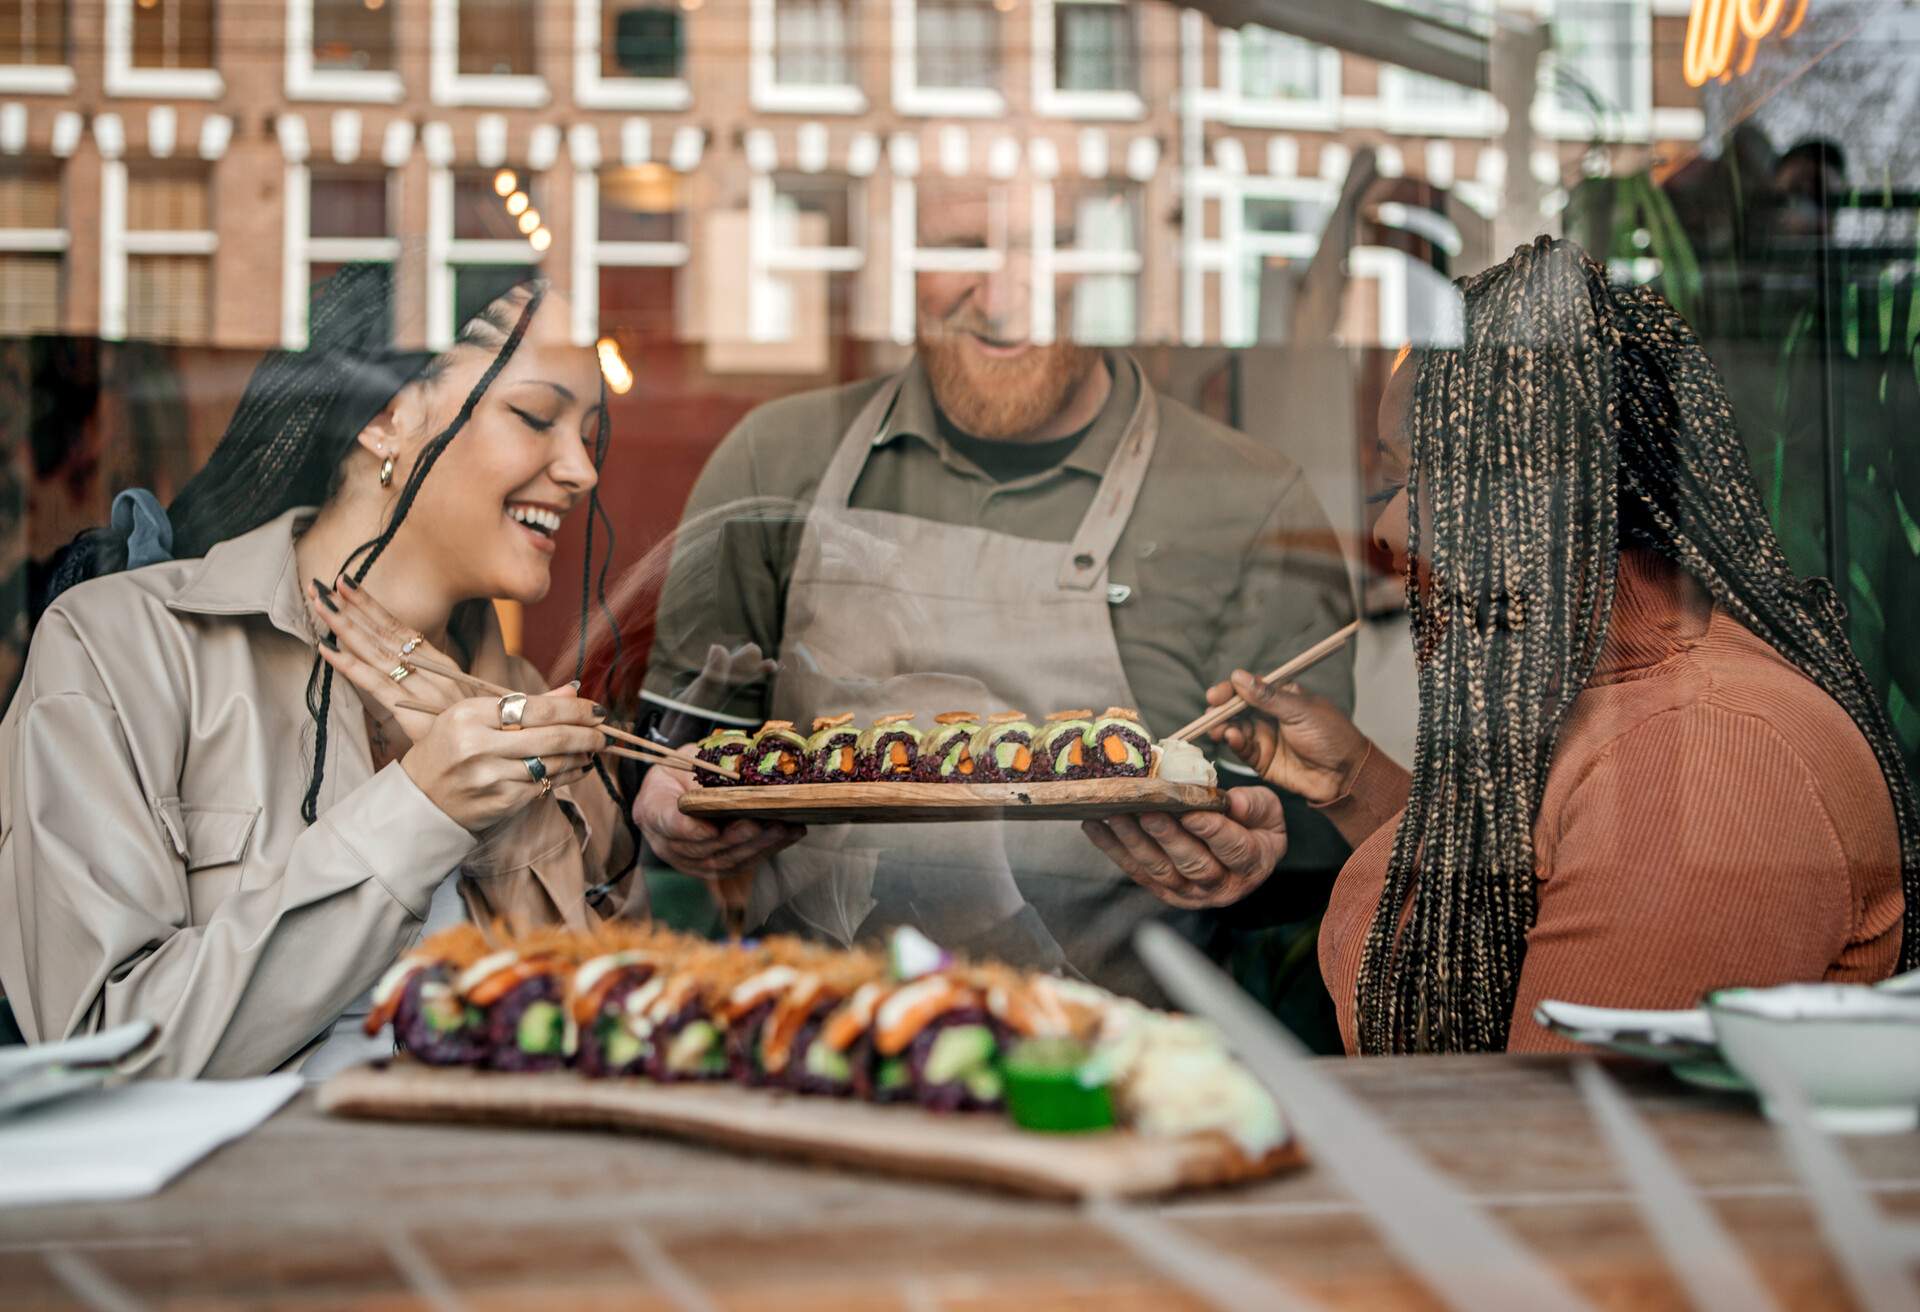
[[313, 0, 395, 72], [452, 262, 537, 331], [127, 166, 210, 233], [604, 1, 683, 78], [132, 0, 215, 70], [598, 166, 682, 244], [772, 173, 854, 249], [125, 254, 210, 341], [0, 0, 68, 65], [775, 0, 853, 87], [598, 264, 680, 341], [0, 162, 62, 229], [0, 253, 62, 334], [1244, 195, 1329, 236], [1554, 0, 1640, 116], [458, 0, 536, 76], [916, 0, 998, 91], [454, 169, 539, 242], [1054, 1, 1134, 94], [309, 169, 389, 240], [307, 261, 393, 340], [1241, 26, 1324, 101]]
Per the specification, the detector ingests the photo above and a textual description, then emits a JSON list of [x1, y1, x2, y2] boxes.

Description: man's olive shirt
[[643, 353, 1356, 740]]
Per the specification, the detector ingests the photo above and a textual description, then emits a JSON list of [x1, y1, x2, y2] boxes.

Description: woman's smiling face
[[393, 289, 605, 606]]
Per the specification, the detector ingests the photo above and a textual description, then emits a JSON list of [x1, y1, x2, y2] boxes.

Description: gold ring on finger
[[389, 663, 413, 683], [399, 634, 424, 657], [539, 777, 553, 797]]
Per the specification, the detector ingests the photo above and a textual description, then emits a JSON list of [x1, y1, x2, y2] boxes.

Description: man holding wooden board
[[631, 184, 1356, 1019]]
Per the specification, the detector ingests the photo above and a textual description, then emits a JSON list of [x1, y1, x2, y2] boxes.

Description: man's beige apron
[[759, 356, 1172, 999]]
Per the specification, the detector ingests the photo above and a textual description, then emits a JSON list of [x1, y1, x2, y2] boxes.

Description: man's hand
[[633, 751, 805, 880], [1082, 787, 1288, 909]]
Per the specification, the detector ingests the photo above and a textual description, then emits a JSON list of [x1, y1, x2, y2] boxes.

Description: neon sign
[[1684, 0, 1811, 86]]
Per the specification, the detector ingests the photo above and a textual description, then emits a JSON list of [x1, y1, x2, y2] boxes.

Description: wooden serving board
[[318, 1064, 1301, 1201], [679, 777, 1227, 824]]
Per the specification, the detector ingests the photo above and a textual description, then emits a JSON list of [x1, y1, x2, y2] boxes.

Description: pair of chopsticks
[[393, 653, 739, 780], [1166, 619, 1362, 743]]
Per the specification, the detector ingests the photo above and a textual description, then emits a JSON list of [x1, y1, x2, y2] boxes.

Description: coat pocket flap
[[180, 805, 261, 871]]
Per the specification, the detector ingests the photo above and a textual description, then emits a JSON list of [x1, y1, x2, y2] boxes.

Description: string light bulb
[[493, 169, 517, 197], [505, 190, 530, 216], [529, 226, 553, 252], [517, 209, 542, 235], [596, 338, 634, 395]]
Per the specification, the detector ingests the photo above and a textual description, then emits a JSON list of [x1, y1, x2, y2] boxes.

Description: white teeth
[[508, 505, 561, 535]]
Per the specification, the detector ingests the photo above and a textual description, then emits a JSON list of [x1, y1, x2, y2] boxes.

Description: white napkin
[[0, 1077, 300, 1208]]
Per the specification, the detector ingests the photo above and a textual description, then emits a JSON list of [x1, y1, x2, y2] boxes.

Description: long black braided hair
[[1358, 236, 1920, 1054], [45, 264, 634, 834]]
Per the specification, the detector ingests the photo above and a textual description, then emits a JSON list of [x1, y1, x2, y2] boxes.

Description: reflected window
[[0, 162, 64, 334], [916, 0, 998, 91], [775, 0, 853, 88], [1236, 186, 1331, 343], [307, 260, 393, 339], [1239, 26, 1324, 102], [132, 0, 215, 70], [312, 0, 395, 72], [771, 172, 856, 250], [1, 0, 68, 66], [453, 262, 538, 330], [599, 165, 683, 244], [1054, 0, 1134, 94], [459, 0, 536, 76], [605, 1, 684, 79], [1383, 0, 1485, 111], [126, 164, 213, 342], [1057, 181, 1140, 344], [454, 168, 542, 243], [127, 163, 210, 233], [310, 168, 390, 240], [1553, 0, 1645, 119]]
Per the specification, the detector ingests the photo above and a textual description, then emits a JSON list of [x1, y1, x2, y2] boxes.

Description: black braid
[[300, 286, 548, 822], [1357, 237, 1918, 1053]]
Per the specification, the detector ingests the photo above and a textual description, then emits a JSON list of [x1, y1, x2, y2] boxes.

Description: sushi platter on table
[[320, 924, 1303, 1201], [676, 707, 1230, 825]]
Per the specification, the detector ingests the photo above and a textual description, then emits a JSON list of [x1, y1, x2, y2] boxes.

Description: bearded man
[[632, 185, 1355, 1013]]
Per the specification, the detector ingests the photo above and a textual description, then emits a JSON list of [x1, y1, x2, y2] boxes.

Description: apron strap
[[814, 373, 908, 511], [1057, 354, 1159, 592]]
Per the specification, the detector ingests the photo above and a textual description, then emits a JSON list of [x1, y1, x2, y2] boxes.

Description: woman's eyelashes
[[1366, 481, 1406, 506], [508, 404, 556, 433]]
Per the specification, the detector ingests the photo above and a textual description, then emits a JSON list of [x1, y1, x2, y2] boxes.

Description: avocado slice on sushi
[[916, 712, 982, 781], [969, 711, 1037, 782], [693, 729, 752, 782], [1086, 707, 1152, 778], [1034, 711, 1095, 780], [856, 712, 920, 780], [806, 714, 862, 782], [741, 720, 809, 785]]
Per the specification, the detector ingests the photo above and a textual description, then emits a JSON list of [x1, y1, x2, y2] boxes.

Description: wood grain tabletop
[[3, 1054, 1915, 1310]]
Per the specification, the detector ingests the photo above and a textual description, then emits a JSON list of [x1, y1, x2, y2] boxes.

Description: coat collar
[[165, 506, 319, 644]]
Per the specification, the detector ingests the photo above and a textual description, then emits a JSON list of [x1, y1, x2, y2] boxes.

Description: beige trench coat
[[0, 508, 642, 1077]]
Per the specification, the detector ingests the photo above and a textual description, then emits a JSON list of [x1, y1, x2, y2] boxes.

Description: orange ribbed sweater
[[1317, 550, 1904, 1053]]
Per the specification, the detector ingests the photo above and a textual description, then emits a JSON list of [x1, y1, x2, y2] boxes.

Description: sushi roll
[[364, 924, 490, 1067], [457, 929, 579, 1073], [763, 952, 885, 1096], [872, 973, 1007, 1113], [969, 712, 1036, 783], [636, 941, 773, 1082], [1032, 710, 1094, 780], [740, 720, 809, 785], [567, 927, 678, 1078], [694, 729, 752, 781], [806, 714, 862, 783], [1086, 707, 1153, 778], [856, 713, 920, 781], [916, 712, 982, 782], [813, 978, 908, 1103]]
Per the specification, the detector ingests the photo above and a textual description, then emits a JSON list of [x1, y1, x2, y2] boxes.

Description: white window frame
[[0, 0, 75, 93], [429, 162, 550, 347], [1178, 170, 1335, 347], [1203, 25, 1341, 129], [430, 0, 549, 109], [1032, 0, 1145, 121], [0, 159, 69, 333], [751, 0, 867, 114], [1036, 180, 1144, 344], [103, 0, 223, 100], [1536, 0, 1653, 141], [103, 157, 218, 341], [892, 0, 1005, 118], [746, 170, 865, 342], [285, 0, 404, 103], [572, 166, 692, 347], [281, 164, 402, 347], [1376, 0, 1497, 137], [574, 0, 693, 111]]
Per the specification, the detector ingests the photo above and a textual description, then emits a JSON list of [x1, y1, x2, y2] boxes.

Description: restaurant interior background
[[1, 0, 1917, 782]]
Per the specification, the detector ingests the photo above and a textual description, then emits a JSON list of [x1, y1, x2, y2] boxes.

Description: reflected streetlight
[[517, 209, 542, 235], [529, 227, 553, 253], [493, 169, 518, 198], [597, 338, 634, 394], [506, 190, 530, 216]]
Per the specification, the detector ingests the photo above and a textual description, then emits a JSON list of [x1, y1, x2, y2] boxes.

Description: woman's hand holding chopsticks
[[1203, 672, 1372, 807]]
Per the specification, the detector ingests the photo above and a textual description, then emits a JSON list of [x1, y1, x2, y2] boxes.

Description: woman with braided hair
[[1089, 237, 1912, 1053], [0, 265, 647, 1078]]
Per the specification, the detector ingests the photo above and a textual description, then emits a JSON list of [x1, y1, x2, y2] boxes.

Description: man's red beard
[[917, 327, 1099, 440]]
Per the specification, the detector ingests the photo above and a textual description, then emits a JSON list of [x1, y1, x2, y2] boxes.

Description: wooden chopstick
[[399, 653, 738, 777], [1166, 619, 1362, 743], [392, 698, 739, 780]]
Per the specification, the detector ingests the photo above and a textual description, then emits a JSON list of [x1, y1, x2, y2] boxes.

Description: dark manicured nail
[[311, 579, 338, 612], [591, 703, 608, 718], [321, 633, 340, 651], [336, 574, 356, 592]]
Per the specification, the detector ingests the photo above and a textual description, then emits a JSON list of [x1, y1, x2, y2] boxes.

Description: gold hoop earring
[[379, 455, 395, 488]]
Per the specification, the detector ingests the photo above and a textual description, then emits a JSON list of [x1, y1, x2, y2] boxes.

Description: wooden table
[[3, 1055, 1916, 1310]]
